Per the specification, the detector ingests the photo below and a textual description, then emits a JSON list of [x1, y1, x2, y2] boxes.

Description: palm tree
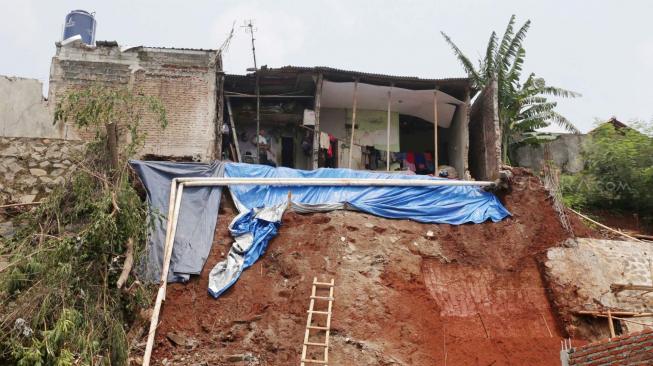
[[441, 15, 581, 163]]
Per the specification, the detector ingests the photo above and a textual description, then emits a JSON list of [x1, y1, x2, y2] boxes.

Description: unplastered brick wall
[[567, 328, 653, 365], [49, 42, 219, 161], [0, 137, 85, 204]]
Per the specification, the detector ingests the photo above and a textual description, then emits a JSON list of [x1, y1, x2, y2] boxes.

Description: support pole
[[386, 85, 393, 171], [312, 74, 324, 170], [225, 97, 242, 162], [433, 91, 439, 172], [143, 182, 184, 366], [348, 79, 359, 169], [607, 309, 616, 339]]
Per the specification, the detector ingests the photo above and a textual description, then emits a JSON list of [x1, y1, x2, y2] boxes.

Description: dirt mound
[[149, 170, 596, 365]]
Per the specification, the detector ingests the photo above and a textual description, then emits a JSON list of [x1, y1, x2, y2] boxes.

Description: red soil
[[148, 169, 596, 365]]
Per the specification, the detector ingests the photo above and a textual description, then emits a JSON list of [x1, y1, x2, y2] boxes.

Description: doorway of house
[[281, 137, 294, 168]]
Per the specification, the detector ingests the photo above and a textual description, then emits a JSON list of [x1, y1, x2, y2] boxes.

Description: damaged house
[[45, 41, 501, 181], [224, 66, 501, 180]]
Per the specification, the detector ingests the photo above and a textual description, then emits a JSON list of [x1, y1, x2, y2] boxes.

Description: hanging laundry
[[319, 131, 330, 149]]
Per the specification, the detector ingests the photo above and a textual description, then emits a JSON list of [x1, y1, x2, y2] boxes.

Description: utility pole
[[243, 20, 261, 163]]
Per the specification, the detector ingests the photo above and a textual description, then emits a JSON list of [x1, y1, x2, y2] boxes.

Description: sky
[[1, 0, 652, 133]]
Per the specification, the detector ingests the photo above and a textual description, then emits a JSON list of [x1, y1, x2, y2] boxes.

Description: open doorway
[[281, 137, 294, 168]]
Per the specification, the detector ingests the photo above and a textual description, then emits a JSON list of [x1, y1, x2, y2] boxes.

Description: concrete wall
[[0, 137, 85, 204], [0, 76, 78, 139], [511, 134, 587, 174], [468, 80, 501, 180], [445, 98, 470, 179], [49, 42, 220, 161]]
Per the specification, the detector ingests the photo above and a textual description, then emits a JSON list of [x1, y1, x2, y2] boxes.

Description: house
[[224, 66, 501, 180]]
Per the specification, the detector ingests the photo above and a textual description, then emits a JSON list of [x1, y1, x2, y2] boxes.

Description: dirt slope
[[148, 170, 595, 365]]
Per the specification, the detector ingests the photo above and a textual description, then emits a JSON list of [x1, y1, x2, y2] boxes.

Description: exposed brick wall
[[49, 43, 220, 161], [568, 328, 653, 365]]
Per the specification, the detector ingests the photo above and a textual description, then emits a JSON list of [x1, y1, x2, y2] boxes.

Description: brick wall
[[49, 42, 220, 161], [567, 328, 653, 365]]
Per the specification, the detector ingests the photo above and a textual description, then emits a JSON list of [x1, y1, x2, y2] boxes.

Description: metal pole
[[348, 79, 359, 169]]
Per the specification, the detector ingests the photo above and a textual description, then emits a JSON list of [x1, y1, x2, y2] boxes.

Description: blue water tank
[[63, 10, 96, 45]]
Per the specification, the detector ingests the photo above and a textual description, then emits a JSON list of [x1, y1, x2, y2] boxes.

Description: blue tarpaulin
[[224, 163, 509, 224], [130, 160, 510, 297]]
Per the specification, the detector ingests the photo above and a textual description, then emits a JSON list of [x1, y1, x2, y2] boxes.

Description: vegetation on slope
[[0, 86, 166, 365]]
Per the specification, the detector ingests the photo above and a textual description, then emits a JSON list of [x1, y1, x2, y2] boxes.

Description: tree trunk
[[105, 122, 119, 171]]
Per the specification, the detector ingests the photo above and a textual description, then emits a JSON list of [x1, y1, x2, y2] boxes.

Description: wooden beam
[[348, 78, 359, 169], [312, 74, 324, 170], [576, 310, 653, 317], [568, 208, 643, 242], [607, 309, 616, 338], [225, 97, 242, 162], [611, 283, 653, 293], [386, 84, 393, 171]]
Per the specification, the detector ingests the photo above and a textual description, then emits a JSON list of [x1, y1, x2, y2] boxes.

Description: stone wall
[[0, 137, 85, 204], [545, 238, 653, 338], [49, 42, 220, 161]]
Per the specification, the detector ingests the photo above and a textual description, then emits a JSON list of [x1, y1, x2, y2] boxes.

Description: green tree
[[441, 15, 581, 163], [562, 120, 653, 223], [1, 86, 167, 365], [55, 85, 167, 173]]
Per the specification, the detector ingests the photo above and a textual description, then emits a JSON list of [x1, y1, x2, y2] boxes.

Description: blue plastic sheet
[[224, 163, 510, 224], [206, 163, 510, 298]]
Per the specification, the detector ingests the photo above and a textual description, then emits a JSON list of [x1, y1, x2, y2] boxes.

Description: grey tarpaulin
[[130, 160, 225, 283]]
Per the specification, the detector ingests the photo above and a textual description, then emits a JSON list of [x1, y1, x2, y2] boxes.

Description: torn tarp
[[130, 160, 225, 283]]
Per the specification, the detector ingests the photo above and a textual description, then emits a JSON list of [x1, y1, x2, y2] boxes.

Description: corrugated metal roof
[[265, 65, 469, 84]]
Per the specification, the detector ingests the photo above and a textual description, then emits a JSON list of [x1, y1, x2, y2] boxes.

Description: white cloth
[[319, 132, 330, 149]]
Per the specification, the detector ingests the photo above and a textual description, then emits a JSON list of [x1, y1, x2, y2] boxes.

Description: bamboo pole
[[225, 97, 242, 162], [433, 91, 439, 171], [576, 310, 653, 317], [386, 85, 392, 171], [143, 182, 184, 366], [0, 201, 43, 209], [177, 177, 496, 187], [568, 208, 643, 242], [348, 79, 359, 169], [607, 309, 616, 338]]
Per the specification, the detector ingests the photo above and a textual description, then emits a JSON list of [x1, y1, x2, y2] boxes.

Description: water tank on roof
[[63, 10, 96, 45]]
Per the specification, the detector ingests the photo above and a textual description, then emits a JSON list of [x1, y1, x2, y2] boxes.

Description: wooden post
[[607, 309, 616, 338], [225, 97, 242, 162], [143, 182, 184, 366], [433, 91, 439, 172], [348, 79, 359, 169], [386, 85, 393, 171], [312, 74, 324, 170]]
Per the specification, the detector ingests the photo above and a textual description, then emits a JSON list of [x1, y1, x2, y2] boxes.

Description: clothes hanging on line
[[319, 132, 330, 150]]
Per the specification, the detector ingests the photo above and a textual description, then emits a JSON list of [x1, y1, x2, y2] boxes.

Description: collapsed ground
[[146, 170, 601, 365]]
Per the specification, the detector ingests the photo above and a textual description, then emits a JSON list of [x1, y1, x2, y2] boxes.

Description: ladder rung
[[301, 359, 328, 364], [310, 296, 334, 300], [313, 281, 334, 287], [307, 325, 329, 330], [307, 310, 330, 314], [304, 341, 328, 347]]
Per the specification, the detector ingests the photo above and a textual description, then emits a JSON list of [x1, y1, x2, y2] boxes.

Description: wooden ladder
[[300, 277, 335, 365]]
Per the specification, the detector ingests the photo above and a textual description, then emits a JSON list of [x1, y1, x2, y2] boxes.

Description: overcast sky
[[1, 0, 651, 132]]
